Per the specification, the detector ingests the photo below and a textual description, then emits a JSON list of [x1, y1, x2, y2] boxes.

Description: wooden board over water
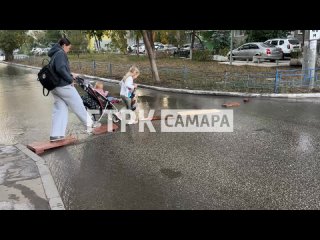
[[27, 136, 77, 155], [92, 123, 119, 135]]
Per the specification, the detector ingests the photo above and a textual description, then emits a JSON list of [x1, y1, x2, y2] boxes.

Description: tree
[[86, 30, 105, 52], [142, 30, 160, 82], [0, 30, 28, 61], [200, 30, 231, 54], [190, 30, 196, 59], [45, 30, 63, 46], [64, 30, 89, 57], [104, 30, 128, 53], [245, 30, 292, 42], [128, 30, 143, 56]]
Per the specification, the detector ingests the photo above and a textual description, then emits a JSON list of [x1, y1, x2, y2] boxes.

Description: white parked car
[[154, 42, 164, 50], [138, 44, 145, 53], [264, 38, 301, 58], [163, 44, 178, 53], [127, 43, 144, 53], [31, 47, 43, 55], [13, 49, 20, 55], [127, 44, 137, 53], [42, 47, 50, 55], [0, 50, 4, 61]]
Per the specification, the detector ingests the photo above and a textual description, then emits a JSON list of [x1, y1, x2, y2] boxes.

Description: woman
[[48, 37, 100, 141]]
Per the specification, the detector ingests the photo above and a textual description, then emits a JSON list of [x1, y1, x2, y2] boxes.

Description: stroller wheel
[[91, 114, 97, 121], [112, 114, 120, 123]]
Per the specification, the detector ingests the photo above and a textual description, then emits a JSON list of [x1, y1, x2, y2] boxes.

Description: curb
[[15, 144, 65, 210], [3, 61, 320, 98]]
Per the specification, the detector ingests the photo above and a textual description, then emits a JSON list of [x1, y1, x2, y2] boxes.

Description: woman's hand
[[71, 73, 79, 80]]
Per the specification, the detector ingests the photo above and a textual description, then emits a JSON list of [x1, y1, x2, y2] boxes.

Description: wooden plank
[[222, 102, 241, 108], [139, 116, 171, 121], [27, 136, 77, 155], [139, 116, 161, 121], [92, 123, 119, 135]]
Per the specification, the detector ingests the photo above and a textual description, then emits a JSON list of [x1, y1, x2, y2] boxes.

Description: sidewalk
[[0, 144, 64, 210], [219, 59, 290, 67]]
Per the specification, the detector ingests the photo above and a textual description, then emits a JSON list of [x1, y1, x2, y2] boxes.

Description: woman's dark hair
[[58, 37, 71, 46]]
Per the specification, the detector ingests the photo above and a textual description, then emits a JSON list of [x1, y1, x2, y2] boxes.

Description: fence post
[[92, 60, 96, 76], [183, 66, 188, 81], [182, 66, 188, 88], [109, 63, 112, 77], [274, 69, 280, 93], [309, 68, 315, 90]]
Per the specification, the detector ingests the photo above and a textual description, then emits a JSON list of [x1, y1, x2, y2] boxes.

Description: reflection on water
[[0, 65, 38, 93], [162, 96, 169, 108], [0, 63, 49, 144], [297, 132, 314, 153], [0, 64, 31, 77], [0, 112, 24, 144]]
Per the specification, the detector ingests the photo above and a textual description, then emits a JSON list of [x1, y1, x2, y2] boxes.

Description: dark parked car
[[173, 43, 205, 58]]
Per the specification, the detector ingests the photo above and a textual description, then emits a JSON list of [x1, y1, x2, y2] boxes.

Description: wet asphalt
[[1, 63, 320, 209]]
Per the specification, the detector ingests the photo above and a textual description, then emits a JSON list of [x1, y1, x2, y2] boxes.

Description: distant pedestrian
[[48, 37, 100, 141]]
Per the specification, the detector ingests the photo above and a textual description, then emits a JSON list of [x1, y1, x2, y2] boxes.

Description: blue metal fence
[[275, 68, 320, 93]]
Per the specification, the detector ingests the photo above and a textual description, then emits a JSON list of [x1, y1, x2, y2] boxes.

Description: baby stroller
[[75, 77, 122, 123]]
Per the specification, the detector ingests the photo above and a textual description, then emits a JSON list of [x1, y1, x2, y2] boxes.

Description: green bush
[[291, 50, 302, 59], [218, 47, 230, 56], [155, 51, 171, 59], [192, 49, 212, 61]]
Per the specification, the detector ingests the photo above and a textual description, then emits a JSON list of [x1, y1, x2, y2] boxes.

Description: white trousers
[[50, 85, 93, 137]]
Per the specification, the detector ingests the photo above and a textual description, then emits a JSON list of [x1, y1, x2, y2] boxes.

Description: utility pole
[[302, 30, 319, 89], [230, 30, 233, 65]]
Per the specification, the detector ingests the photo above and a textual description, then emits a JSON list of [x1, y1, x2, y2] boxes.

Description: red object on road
[[222, 102, 241, 108], [27, 135, 77, 155], [93, 123, 119, 135]]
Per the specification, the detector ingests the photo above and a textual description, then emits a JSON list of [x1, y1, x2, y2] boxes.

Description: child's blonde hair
[[122, 65, 140, 82], [94, 81, 104, 89]]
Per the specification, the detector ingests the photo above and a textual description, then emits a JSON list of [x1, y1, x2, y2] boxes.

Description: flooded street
[[1, 63, 320, 209]]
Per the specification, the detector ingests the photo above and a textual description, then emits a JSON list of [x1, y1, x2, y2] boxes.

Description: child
[[94, 81, 121, 103], [94, 80, 122, 121], [119, 65, 139, 111], [94, 81, 109, 97]]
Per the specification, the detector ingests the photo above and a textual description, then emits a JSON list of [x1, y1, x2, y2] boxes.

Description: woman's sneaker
[[92, 122, 102, 128], [86, 122, 102, 134]]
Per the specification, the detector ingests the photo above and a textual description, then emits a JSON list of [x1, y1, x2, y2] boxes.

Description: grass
[[68, 52, 288, 73], [13, 52, 308, 93]]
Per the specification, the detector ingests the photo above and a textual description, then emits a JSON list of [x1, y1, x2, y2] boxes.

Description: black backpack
[[37, 53, 60, 96]]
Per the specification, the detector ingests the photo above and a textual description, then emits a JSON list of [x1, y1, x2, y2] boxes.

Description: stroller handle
[[75, 76, 90, 88]]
